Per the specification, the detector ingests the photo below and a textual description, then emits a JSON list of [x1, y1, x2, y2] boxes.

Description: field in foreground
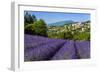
[[24, 34, 90, 61]]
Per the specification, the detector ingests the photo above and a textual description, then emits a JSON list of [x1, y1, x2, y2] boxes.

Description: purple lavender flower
[[24, 35, 66, 61], [75, 40, 90, 59], [51, 40, 77, 60], [24, 34, 90, 61]]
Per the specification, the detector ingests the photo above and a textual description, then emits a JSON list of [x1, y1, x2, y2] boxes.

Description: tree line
[[24, 12, 48, 37]]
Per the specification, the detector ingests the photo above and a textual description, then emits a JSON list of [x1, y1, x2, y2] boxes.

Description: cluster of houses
[[47, 22, 90, 34], [64, 22, 90, 32]]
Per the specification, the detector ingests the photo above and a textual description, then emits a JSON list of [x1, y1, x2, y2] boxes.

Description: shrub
[[25, 19, 48, 37], [34, 19, 48, 37]]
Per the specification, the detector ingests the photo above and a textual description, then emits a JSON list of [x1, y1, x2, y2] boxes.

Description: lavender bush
[[51, 40, 78, 60], [75, 40, 90, 59]]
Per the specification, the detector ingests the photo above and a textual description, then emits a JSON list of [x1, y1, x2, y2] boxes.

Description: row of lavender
[[24, 34, 90, 61]]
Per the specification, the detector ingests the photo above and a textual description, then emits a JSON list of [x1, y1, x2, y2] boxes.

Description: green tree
[[24, 23, 35, 35], [73, 32, 90, 40], [24, 12, 37, 25], [33, 19, 48, 37], [64, 31, 73, 40]]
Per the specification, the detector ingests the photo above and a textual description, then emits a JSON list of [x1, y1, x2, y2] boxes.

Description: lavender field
[[24, 34, 90, 61]]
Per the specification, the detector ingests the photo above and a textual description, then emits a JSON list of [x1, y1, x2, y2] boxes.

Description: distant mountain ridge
[[48, 20, 76, 26]]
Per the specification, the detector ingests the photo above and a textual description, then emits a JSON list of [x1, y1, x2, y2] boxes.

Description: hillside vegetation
[[24, 12, 90, 41]]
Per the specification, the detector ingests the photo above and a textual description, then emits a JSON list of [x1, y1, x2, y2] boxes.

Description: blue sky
[[24, 11, 90, 24]]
